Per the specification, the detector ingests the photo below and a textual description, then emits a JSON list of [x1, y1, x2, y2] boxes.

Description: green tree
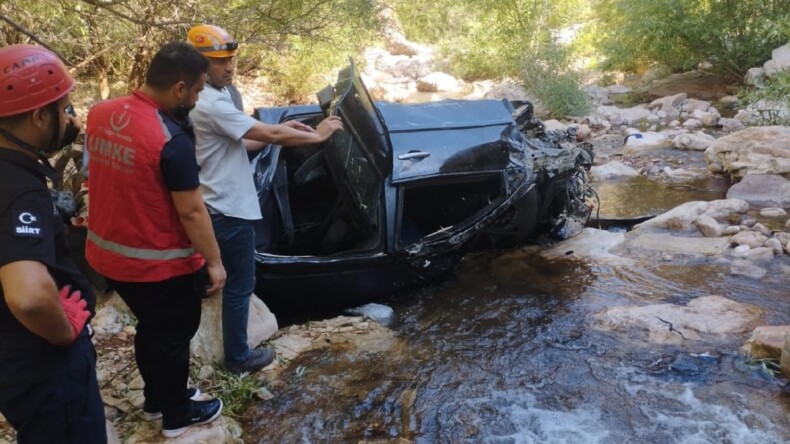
[[592, 0, 790, 80]]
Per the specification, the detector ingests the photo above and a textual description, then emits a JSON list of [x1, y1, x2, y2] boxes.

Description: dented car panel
[[250, 61, 593, 310]]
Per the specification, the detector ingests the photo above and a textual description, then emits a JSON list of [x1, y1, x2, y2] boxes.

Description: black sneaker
[[161, 398, 223, 438], [226, 346, 276, 375], [143, 387, 201, 421]]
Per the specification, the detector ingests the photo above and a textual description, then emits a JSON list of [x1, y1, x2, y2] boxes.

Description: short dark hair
[[145, 42, 208, 90]]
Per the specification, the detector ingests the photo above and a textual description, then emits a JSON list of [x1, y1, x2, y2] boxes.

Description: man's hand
[[282, 120, 315, 133], [205, 262, 227, 296], [58, 285, 89, 344], [315, 116, 344, 141]]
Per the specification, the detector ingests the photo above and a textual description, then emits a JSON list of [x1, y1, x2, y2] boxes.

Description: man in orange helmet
[[187, 24, 344, 374], [0, 44, 107, 443]]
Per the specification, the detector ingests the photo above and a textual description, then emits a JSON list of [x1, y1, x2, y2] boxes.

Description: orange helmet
[[187, 24, 239, 58], [0, 44, 74, 117]]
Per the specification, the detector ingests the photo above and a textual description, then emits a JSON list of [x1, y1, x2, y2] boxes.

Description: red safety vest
[[85, 91, 204, 282]]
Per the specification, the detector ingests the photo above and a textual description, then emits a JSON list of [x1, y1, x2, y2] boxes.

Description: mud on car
[[250, 61, 594, 310]]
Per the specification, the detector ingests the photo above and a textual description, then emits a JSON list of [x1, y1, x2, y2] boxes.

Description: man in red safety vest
[[85, 42, 227, 439]]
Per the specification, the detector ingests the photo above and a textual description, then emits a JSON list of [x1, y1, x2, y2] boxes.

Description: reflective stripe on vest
[[87, 230, 196, 260]]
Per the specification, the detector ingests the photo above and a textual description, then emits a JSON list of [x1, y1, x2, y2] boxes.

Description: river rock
[[541, 228, 629, 264], [636, 199, 748, 232], [416, 72, 464, 93], [730, 259, 767, 279], [707, 127, 790, 178], [727, 175, 790, 208], [591, 295, 763, 345], [673, 131, 716, 151], [782, 330, 790, 379], [590, 161, 639, 180], [760, 208, 788, 218], [775, 232, 790, 246], [730, 230, 768, 248], [765, 238, 784, 255], [742, 247, 774, 263], [626, 232, 730, 256], [741, 325, 790, 359], [695, 214, 723, 237]]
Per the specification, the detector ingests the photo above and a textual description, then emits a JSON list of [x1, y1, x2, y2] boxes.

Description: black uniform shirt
[[0, 148, 96, 334]]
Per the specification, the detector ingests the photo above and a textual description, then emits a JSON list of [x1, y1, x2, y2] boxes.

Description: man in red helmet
[[188, 24, 344, 374], [0, 44, 107, 443]]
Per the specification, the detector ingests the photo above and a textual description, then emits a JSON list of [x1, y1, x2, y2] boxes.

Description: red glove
[[58, 286, 90, 344]]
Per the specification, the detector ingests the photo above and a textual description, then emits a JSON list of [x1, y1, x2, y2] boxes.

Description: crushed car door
[[321, 61, 391, 236]]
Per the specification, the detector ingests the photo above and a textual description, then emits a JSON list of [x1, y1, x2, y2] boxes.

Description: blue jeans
[[211, 213, 256, 367]]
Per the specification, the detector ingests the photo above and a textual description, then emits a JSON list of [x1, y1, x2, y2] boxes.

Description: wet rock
[[591, 295, 763, 345], [742, 325, 790, 359], [627, 232, 730, 256], [541, 228, 629, 264], [730, 259, 767, 279]]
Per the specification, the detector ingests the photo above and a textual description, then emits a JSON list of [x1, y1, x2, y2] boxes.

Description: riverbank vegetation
[[2, 0, 789, 114]]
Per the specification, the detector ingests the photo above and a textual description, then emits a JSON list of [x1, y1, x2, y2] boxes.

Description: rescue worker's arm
[[170, 188, 227, 295], [242, 115, 344, 149], [0, 261, 78, 344], [243, 121, 315, 152]]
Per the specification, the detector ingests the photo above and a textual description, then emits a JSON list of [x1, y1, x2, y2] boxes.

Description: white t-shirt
[[191, 86, 262, 220]]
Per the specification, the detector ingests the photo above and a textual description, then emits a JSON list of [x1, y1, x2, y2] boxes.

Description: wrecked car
[[250, 61, 594, 310]]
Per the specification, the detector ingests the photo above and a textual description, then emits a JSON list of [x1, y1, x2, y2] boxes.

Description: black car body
[[250, 62, 593, 310]]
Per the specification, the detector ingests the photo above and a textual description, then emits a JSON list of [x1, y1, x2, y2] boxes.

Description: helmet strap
[[0, 126, 62, 185]]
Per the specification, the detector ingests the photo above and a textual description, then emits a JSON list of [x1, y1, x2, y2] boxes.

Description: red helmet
[[0, 44, 75, 118]]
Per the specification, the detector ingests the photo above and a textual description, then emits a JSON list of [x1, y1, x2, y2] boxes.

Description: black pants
[[0, 331, 107, 444], [110, 271, 202, 417]]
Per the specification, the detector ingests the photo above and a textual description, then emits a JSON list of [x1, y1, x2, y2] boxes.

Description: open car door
[[321, 61, 391, 237]]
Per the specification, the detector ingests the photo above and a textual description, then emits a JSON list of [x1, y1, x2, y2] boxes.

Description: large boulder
[[191, 294, 278, 365], [764, 43, 790, 77], [635, 199, 749, 232], [705, 126, 790, 177], [726, 174, 790, 208]]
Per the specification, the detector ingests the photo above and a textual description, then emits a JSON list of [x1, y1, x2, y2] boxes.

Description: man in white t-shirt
[[188, 24, 343, 374]]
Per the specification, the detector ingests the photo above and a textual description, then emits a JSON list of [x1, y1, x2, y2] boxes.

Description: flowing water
[[244, 177, 790, 443]]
